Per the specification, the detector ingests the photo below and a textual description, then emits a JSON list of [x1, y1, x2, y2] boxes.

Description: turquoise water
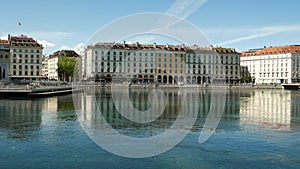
[[0, 89, 300, 169]]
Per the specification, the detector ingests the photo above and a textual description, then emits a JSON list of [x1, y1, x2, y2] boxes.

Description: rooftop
[[89, 42, 238, 54], [241, 45, 300, 57], [0, 40, 9, 45], [9, 35, 43, 48]]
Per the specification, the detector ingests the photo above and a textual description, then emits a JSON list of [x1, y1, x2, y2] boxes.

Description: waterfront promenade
[[0, 84, 77, 97]]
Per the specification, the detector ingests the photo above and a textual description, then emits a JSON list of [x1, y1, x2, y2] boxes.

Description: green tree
[[57, 55, 77, 81]]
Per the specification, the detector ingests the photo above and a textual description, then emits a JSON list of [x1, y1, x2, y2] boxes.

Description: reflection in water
[[0, 90, 300, 168], [0, 98, 43, 139], [76, 88, 198, 136], [74, 88, 300, 135], [75, 88, 242, 137], [0, 94, 76, 139], [239, 90, 293, 130]]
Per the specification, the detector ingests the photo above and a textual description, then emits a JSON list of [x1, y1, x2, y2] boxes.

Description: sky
[[0, 0, 300, 54]]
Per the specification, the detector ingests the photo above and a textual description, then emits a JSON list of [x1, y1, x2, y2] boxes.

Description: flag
[[18, 22, 21, 26]]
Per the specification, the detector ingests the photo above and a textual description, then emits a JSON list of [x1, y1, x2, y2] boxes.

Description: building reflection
[[75, 88, 238, 134], [0, 94, 77, 139], [239, 90, 293, 130], [0, 98, 43, 138]]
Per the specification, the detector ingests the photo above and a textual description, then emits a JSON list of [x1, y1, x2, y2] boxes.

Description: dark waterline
[[0, 89, 300, 169]]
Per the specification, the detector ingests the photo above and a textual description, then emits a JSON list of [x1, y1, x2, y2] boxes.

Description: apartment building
[[8, 35, 43, 81], [0, 40, 10, 80], [83, 42, 241, 84], [215, 48, 241, 84], [241, 45, 300, 84], [47, 50, 79, 81], [42, 55, 49, 78]]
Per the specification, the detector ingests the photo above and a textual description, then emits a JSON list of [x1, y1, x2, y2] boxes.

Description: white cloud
[[153, 0, 207, 32], [60, 45, 71, 50], [72, 43, 85, 55], [217, 24, 300, 46], [37, 40, 56, 47], [166, 0, 208, 19], [0, 35, 8, 40]]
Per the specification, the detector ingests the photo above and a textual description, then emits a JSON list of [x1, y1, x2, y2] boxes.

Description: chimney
[[135, 41, 139, 47], [153, 42, 157, 48], [123, 41, 126, 48]]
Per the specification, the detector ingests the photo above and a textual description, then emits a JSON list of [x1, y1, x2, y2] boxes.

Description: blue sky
[[0, 0, 300, 54]]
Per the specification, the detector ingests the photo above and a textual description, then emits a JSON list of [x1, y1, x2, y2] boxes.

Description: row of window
[[96, 54, 240, 64], [13, 54, 40, 58], [12, 65, 40, 70], [12, 71, 40, 76], [95, 51, 185, 57], [187, 55, 239, 60], [12, 59, 40, 64], [259, 72, 289, 78], [98, 62, 239, 70], [13, 49, 40, 53], [0, 55, 9, 59]]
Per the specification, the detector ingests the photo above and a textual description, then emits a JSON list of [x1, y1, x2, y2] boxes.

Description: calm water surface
[[0, 88, 300, 169]]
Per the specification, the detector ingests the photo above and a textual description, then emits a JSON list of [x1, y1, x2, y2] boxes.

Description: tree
[[57, 55, 77, 81]]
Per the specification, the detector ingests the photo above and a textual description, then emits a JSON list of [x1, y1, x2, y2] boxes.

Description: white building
[[48, 57, 58, 80], [83, 42, 240, 84], [42, 55, 49, 78], [241, 45, 300, 84]]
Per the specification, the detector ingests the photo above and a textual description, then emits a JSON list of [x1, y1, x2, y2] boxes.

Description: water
[[0, 89, 300, 169]]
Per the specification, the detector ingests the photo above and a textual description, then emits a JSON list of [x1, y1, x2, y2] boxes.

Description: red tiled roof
[[241, 45, 300, 57], [10, 35, 43, 48]]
